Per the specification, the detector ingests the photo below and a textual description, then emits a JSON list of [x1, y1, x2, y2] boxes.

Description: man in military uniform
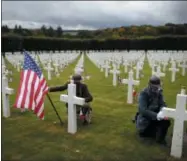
[[49, 74, 93, 125], [135, 75, 171, 145]]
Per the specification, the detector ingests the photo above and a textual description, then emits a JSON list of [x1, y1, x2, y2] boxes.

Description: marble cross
[[60, 81, 85, 134], [2, 75, 14, 118], [122, 70, 140, 104], [45, 62, 54, 80], [104, 61, 110, 78], [179, 61, 187, 76], [123, 60, 129, 73], [169, 62, 179, 82], [110, 64, 120, 86], [162, 89, 187, 158], [153, 66, 165, 78]]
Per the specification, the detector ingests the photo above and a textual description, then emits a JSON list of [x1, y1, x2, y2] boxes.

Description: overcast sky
[[2, 1, 187, 30]]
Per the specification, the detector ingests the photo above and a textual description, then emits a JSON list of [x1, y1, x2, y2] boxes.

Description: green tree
[[47, 26, 55, 37], [56, 26, 63, 37], [13, 25, 18, 33], [2, 25, 9, 33], [77, 30, 93, 38], [41, 25, 47, 36]]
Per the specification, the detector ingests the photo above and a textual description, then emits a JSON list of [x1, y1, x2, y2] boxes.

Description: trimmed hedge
[[2, 36, 187, 53]]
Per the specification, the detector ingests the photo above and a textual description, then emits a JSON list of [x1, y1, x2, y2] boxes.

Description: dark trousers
[[139, 120, 171, 142], [66, 104, 92, 115]]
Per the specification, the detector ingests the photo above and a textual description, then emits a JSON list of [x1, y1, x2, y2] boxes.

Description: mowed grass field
[[2, 53, 187, 161]]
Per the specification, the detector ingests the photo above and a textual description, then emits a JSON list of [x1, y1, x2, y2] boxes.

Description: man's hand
[[157, 110, 168, 121], [65, 80, 70, 85]]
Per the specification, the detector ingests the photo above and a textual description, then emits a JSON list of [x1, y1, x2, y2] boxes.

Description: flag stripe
[[25, 71, 35, 109], [21, 70, 31, 108], [37, 104, 44, 117], [32, 76, 40, 110], [28, 73, 37, 110], [14, 72, 23, 108], [17, 70, 28, 108]]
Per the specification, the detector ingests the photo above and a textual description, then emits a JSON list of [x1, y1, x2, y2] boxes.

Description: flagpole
[[46, 93, 64, 126]]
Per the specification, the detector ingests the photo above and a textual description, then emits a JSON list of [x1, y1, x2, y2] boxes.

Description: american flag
[[14, 51, 48, 119]]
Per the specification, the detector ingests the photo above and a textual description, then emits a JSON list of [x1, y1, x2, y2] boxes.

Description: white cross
[[151, 63, 158, 75], [53, 60, 60, 74], [2, 75, 14, 118], [2, 65, 7, 75], [162, 89, 187, 158], [169, 62, 179, 82], [2, 56, 5, 66], [179, 61, 187, 76], [162, 61, 168, 72], [45, 62, 54, 80], [60, 63, 64, 71], [60, 81, 85, 134], [34, 56, 39, 66], [134, 62, 142, 79], [122, 70, 139, 104], [74, 67, 84, 75], [3, 69, 13, 82], [104, 61, 110, 78], [110, 64, 120, 86], [17, 62, 21, 72], [123, 61, 129, 73], [100, 63, 104, 72], [117, 62, 120, 69], [153, 66, 165, 78]]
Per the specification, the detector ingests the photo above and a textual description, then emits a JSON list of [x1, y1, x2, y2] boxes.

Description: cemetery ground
[[2, 54, 187, 161]]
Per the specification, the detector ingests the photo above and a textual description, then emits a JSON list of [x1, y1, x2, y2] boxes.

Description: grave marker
[[2, 75, 14, 118], [162, 90, 187, 158], [122, 70, 139, 104], [60, 81, 85, 134]]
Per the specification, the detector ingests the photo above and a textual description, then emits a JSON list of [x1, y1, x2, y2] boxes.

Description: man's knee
[[159, 120, 171, 128]]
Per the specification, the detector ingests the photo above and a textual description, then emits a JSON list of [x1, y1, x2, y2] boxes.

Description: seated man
[[49, 74, 93, 125], [135, 75, 171, 145]]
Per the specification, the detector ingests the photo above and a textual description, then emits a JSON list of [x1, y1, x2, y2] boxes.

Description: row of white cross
[[39, 53, 80, 80]]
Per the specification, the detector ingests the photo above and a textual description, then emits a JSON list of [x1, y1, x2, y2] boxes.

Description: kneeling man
[[49, 74, 93, 124], [136, 75, 171, 145]]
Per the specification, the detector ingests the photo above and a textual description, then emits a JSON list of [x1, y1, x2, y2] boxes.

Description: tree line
[[2, 23, 187, 55], [2, 23, 187, 39], [2, 25, 63, 38], [2, 36, 187, 54]]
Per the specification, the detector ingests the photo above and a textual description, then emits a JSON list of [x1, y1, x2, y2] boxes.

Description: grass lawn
[[2, 53, 187, 161]]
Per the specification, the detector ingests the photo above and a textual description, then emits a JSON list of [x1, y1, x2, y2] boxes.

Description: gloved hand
[[157, 110, 168, 121]]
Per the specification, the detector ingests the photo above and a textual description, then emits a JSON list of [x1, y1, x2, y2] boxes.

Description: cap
[[149, 75, 161, 85]]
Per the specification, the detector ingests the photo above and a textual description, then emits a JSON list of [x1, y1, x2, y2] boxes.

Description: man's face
[[150, 84, 161, 94], [74, 79, 81, 84]]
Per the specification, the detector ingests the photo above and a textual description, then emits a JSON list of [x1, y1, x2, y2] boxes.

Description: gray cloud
[[2, 1, 187, 30]]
